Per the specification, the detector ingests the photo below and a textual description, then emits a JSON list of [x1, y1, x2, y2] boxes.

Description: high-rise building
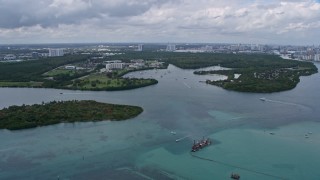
[[138, 44, 143, 51], [166, 44, 176, 52], [48, 48, 64, 57], [32, 52, 39, 59], [314, 54, 320, 61]]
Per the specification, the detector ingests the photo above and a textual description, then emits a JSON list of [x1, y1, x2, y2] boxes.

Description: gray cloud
[[0, 0, 320, 45], [0, 0, 173, 28]]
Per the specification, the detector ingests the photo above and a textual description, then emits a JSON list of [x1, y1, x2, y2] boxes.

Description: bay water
[[0, 64, 319, 180]]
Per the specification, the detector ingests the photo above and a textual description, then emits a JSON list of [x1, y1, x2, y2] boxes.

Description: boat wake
[[190, 152, 287, 179], [0, 147, 17, 152], [60, 93, 92, 95], [183, 82, 191, 88], [260, 98, 311, 110], [175, 135, 190, 142]]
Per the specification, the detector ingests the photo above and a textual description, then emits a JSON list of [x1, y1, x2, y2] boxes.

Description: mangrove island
[[0, 100, 143, 130]]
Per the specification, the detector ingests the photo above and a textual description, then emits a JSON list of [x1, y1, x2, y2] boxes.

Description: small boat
[[60, 92, 63, 94], [170, 131, 176, 135], [305, 134, 309, 138], [260, 97, 266, 101], [231, 173, 240, 179]]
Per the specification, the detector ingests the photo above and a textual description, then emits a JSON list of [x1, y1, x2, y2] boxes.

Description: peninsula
[[0, 54, 164, 91], [112, 51, 318, 93], [0, 100, 143, 130]]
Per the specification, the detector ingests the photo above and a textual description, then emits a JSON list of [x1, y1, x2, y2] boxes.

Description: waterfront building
[[106, 61, 126, 70]]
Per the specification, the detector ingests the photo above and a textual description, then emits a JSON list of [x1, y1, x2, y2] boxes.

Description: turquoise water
[[137, 122, 320, 180], [0, 64, 320, 179]]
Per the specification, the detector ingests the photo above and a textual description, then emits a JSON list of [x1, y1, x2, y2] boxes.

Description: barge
[[191, 137, 211, 152]]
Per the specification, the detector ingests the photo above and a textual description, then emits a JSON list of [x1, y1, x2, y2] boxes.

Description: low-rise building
[[3, 54, 16, 60], [65, 66, 76, 70], [131, 59, 144, 63], [149, 61, 163, 68], [106, 60, 126, 71], [105, 60, 122, 64]]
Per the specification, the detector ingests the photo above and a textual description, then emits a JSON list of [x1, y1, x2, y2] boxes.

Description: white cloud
[[0, 0, 319, 44]]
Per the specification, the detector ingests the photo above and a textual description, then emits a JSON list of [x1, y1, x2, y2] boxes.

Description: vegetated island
[[0, 100, 143, 130]]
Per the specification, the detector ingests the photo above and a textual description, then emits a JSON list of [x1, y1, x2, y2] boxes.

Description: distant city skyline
[[0, 0, 320, 45]]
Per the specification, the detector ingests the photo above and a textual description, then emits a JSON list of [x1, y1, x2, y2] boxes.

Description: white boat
[[260, 97, 266, 101]]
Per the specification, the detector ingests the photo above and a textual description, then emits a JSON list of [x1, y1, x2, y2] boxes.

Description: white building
[[49, 48, 64, 57], [138, 44, 143, 51], [65, 66, 76, 70], [204, 45, 213, 52], [3, 54, 16, 60], [106, 63, 125, 70], [106, 62, 126, 70]]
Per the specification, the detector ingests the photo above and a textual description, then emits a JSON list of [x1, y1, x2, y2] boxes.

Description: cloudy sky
[[0, 0, 320, 45]]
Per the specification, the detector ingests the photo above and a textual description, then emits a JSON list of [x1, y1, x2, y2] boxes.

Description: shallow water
[[0, 64, 320, 180]]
